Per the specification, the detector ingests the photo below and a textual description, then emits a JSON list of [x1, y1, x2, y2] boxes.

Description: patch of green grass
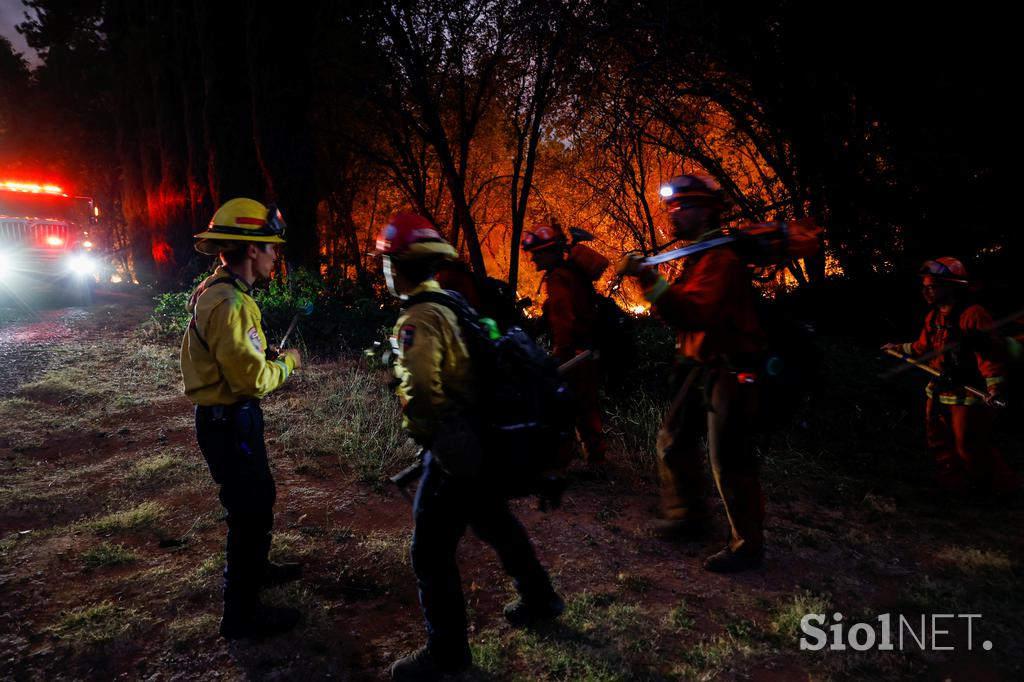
[[270, 531, 310, 560], [51, 600, 149, 645], [84, 501, 165, 534], [82, 542, 138, 568], [114, 394, 150, 409], [166, 613, 218, 651], [196, 551, 225, 577], [677, 632, 760, 680], [131, 449, 193, 484], [614, 571, 651, 594], [770, 591, 831, 642], [664, 599, 696, 630], [356, 529, 410, 570], [472, 591, 674, 680]]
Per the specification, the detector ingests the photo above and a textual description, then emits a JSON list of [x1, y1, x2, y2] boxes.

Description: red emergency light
[[1, 180, 69, 197]]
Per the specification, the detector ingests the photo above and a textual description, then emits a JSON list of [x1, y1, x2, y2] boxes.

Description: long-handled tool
[[883, 348, 1004, 408], [279, 301, 315, 349], [879, 307, 1024, 380], [557, 349, 599, 375]]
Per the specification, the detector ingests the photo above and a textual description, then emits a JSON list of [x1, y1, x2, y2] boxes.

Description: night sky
[[0, 0, 40, 67]]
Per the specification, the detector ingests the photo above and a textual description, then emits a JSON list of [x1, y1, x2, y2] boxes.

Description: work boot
[[390, 646, 470, 681], [262, 561, 302, 588], [503, 593, 565, 627], [702, 546, 763, 574], [649, 517, 708, 541], [219, 603, 300, 639]]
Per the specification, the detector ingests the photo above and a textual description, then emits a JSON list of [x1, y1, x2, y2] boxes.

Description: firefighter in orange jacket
[[882, 258, 1019, 497], [617, 175, 765, 573], [380, 214, 563, 682], [523, 220, 608, 468], [181, 198, 302, 638]]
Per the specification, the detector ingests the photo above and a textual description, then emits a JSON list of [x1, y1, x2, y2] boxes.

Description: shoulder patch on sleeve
[[399, 324, 416, 352], [248, 326, 262, 353]]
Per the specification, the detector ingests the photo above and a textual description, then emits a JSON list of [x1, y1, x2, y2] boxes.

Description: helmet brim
[[376, 242, 458, 260], [193, 229, 286, 244]]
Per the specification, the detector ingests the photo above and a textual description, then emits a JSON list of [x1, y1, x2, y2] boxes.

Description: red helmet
[[659, 174, 726, 210], [521, 222, 566, 253], [374, 213, 457, 260], [918, 257, 968, 284]]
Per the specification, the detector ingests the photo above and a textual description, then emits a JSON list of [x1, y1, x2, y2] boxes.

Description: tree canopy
[[0, 0, 1011, 296]]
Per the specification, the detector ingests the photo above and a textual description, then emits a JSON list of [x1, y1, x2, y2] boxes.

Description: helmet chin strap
[[383, 255, 414, 299], [383, 256, 399, 297]]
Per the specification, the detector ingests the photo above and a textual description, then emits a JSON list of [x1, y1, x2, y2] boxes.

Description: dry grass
[[263, 360, 418, 481], [82, 501, 165, 534], [82, 542, 138, 568], [51, 600, 150, 646], [935, 545, 1013, 572]]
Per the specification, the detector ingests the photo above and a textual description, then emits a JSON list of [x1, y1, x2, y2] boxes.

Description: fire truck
[[0, 180, 101, 292]]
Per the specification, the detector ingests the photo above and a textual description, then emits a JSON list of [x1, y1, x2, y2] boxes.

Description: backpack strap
[[188, 273, 246, 353]]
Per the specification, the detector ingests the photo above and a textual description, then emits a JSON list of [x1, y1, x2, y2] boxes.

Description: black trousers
[[196, 400, 276, 607], [411, 450, 556, 661]]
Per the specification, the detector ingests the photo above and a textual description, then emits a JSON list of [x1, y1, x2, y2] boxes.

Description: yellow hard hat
[[193, 198, 287, 252]]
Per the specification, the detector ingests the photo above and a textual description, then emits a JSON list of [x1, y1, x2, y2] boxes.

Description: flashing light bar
[[1, 181, 68, 196]]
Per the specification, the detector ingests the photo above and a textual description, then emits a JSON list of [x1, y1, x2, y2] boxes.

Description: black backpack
[[750, 301, 822, 434], [406, 290, 574, 497], [591, 290, 637, 396]]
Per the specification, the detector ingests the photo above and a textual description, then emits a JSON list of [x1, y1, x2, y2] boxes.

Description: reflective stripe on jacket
[[393, 280, 475, 443], [180, 266, 294, 405]]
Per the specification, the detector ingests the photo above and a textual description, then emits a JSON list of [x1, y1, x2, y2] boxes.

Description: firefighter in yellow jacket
[[379, 213, 563, 682], [180, 198, 303, 639]]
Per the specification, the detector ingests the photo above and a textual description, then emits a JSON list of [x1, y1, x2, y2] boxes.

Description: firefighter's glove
[[266, 346, 281, 361], [986, 387, 1007, 408], [537, 474, 566, 512], [280, 348, 303, 369], [880, 343, 902, 353], [616, 253, 647, 278], [616, 254, 660, 287]]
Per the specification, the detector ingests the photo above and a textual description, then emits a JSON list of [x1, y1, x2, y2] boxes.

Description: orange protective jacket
[[643, 248, 761, 363], [542, 264, 597, 362], [901, 304, 1006, 405]]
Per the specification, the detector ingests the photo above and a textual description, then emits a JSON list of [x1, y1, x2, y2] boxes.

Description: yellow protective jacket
[[180, 266, 295, 405], [392, 280, 475, 444]]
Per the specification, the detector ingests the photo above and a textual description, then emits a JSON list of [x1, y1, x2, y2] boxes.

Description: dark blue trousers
[[196, 400, 276, 607], [411, 450, 556, 661]]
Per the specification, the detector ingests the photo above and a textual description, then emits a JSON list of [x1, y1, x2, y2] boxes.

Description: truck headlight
[[68, 253, 96, 276]]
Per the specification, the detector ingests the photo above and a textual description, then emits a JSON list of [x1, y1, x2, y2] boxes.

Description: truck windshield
[[0, 193, 93, 224]]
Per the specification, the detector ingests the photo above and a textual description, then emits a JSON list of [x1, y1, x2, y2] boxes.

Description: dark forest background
[[0, 0, 1017, 318]]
